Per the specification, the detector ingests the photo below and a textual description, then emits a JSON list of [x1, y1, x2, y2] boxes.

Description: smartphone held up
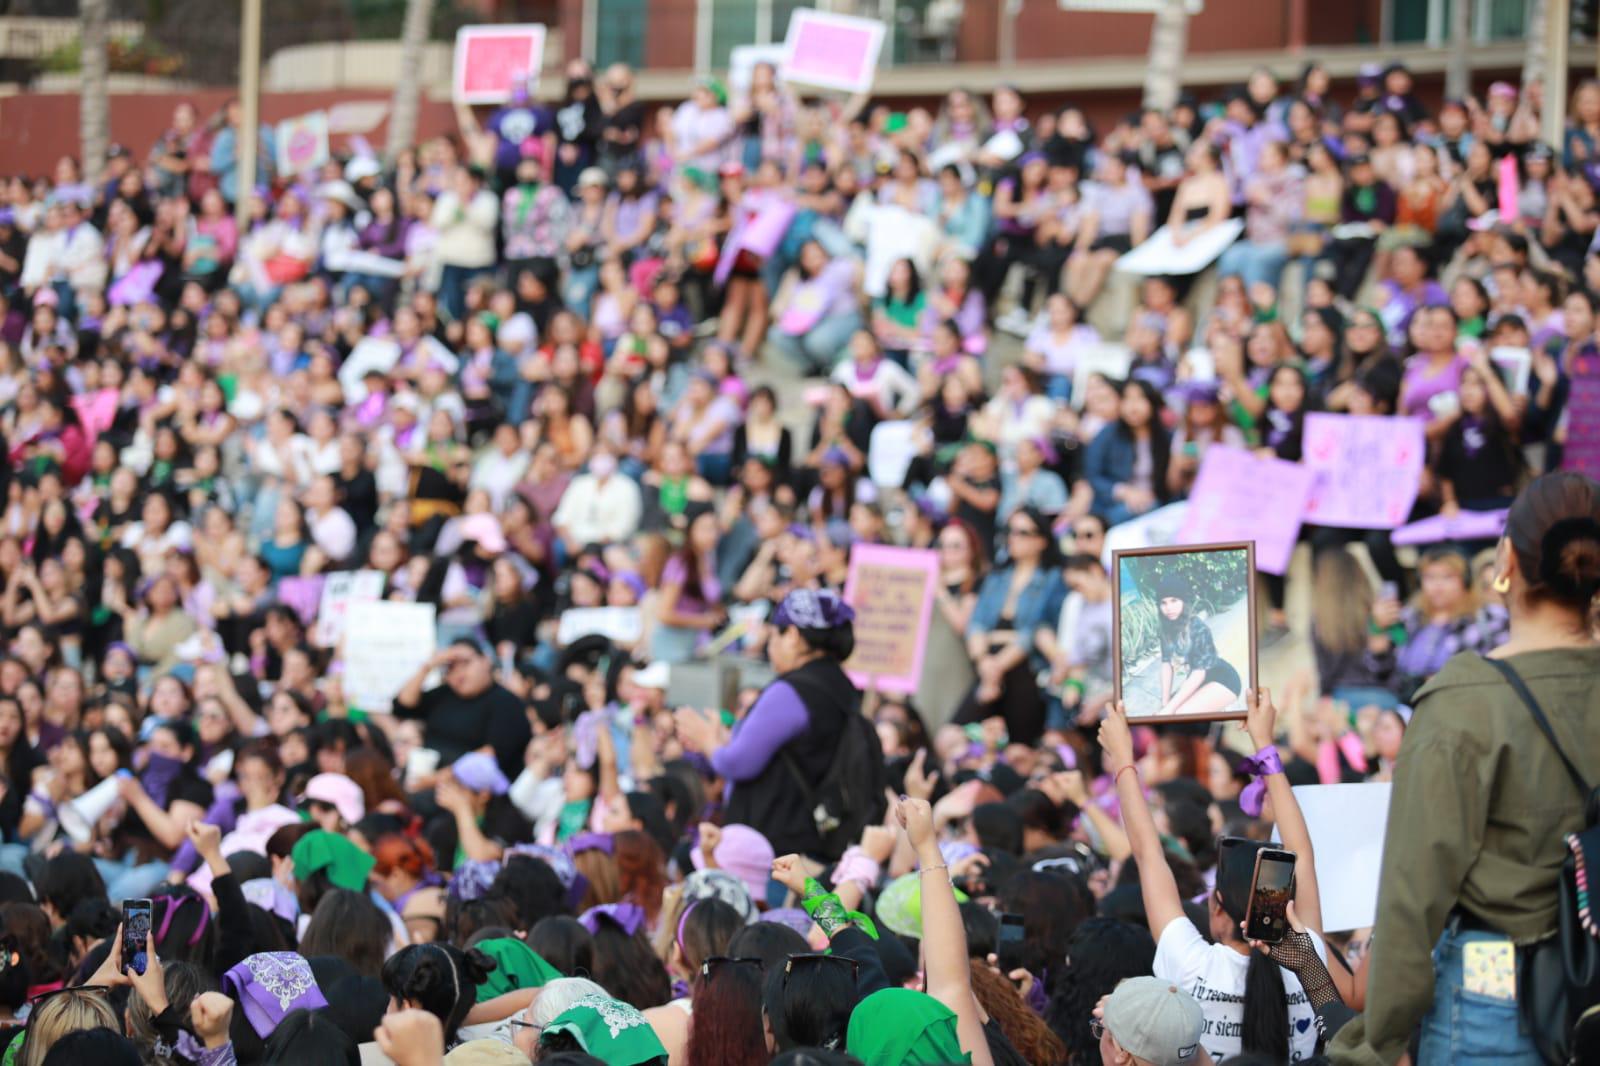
[[1243, 848, 1296, 945], [123, 898, 152, 976]]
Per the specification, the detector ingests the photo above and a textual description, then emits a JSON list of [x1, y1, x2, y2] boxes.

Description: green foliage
[[43, 35, 182, 76], [1118, 549, 1250, 664]]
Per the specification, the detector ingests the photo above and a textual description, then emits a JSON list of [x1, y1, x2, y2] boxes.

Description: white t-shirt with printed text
[[1153, 916, 1326, 1063]]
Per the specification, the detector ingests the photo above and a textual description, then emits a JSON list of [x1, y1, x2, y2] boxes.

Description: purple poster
[[1303, 414, 1426, 530], [1176, 446, 1315, 575]]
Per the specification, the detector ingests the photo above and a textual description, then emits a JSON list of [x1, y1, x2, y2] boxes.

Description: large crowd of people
[[0, 47, 1594, 1066]]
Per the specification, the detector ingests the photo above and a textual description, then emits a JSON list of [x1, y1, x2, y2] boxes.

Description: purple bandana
[[759, 907, 815, 936], [565, 832, 614, 856], [772, 588, 855, 630], [1238, 746, 1285, 817], [579, 902, 646, 937], [240, 878, 299, 925], [223, 952, 328, 1038], [449, 859, 503, 903]]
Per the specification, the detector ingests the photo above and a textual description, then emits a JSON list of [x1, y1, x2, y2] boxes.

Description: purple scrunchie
[[566, 831, 614, 856], [1238, 746, 1285, 817], [579, 902, 646, 937]]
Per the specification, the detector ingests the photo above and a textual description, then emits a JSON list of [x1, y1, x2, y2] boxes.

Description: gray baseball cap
[[1103, 977, 1205, 1066]]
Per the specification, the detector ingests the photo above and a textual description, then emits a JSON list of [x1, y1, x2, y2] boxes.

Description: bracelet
[[919, 863, 949, 875], [1114, 764, 1139, 787]]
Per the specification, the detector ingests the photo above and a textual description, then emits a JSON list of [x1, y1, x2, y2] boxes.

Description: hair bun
[[461, 946, 497, 986], [1538, 517, 1600, 605]]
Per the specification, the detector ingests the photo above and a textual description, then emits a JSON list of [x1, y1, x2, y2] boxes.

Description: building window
[[596, 0, 647, 68], [704, 0, 807, 70], [1389, 0, 1527, 44]]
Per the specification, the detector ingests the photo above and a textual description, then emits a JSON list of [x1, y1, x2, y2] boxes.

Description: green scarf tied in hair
[[475, 937, 563, 999], [291, 829, 375, 891], [539, 994, 668, 1065], [847, 988, 971, 1066]]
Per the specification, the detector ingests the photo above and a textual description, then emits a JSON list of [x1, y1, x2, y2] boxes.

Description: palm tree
[[1142, 0, 1191, 113], [80, 0, 110, 186], [1446, 0, 1473, 100], [387, 0, 438, 160]]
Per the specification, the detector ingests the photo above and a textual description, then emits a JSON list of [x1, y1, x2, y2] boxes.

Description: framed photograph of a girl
[[1112, 542, 1257, 722]]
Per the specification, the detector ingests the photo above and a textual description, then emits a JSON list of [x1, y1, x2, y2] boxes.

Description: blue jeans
[[563, 265, 601, 320], [1216, 239, 1289, 290], [1418, 927, 1543, 1065], [766, 310, 863, 376], [437, 264, 488, 322], [95, 856, 172, 906]]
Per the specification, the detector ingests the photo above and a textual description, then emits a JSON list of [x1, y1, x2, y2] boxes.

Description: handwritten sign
[[1302, 414, 1425, 530], [343, 601, 436, 712], [316, 569, 387, 648], [1273, 783, 1391, 932], [842, 545, 939, 695], [781, 10, 885, 93], [453, 24, 547, 104], [1392, 509, 1508, 547], [556, 606, 643, 646], [275, 111, 329, 177], [1177, 447, 1315, 575]]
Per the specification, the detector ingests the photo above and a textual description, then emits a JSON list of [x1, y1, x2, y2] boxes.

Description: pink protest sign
[[276, 575, 327, 627], [274, 111, 329, 177], [713, 198, 796, 286], [781, 10, 886, 93], [71, 390, 119, 437], [1302, 414, 1426, 530], [842, 544, 939, 695], [1497, 154, 1521, 223], [1175, 446, 1315, 575], [1391, 509, 1509, 547], [453, 24, 547, 104]]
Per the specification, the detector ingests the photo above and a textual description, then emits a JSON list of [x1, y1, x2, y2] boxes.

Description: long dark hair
[[1216, 840, 1291, 1060], [687, 953, 768, 1066], [1117, 379, 1171, 500], [588, 916, 671, 1010]]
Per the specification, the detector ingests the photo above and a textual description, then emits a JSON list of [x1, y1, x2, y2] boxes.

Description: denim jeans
[[94, 856, 172, 906], [1216, 239, 1289, 290], [766, 310, 864, 376], [1418, 926, 1544, 1065]]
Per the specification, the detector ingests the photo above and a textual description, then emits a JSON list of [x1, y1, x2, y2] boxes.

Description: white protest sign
[[730, 44, 788, 94], [868, 420, 921, 489], [1072, 342, 1133, 408], [316, 569, 387, 648], [557, 606, 644, 646], [276, 111, 330, 177], [1115, 218, 1244, 276], [342, 601, 436, 712], [1272, 782, 1393, 932]]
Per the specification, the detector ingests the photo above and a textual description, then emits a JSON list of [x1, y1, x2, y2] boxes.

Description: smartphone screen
[[1244, 849, 1296, 944], [996, 912, 1026, 971], [122, 898, 152, 976]]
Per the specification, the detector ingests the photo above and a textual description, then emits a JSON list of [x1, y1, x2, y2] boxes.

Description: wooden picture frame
[[1111, 541, 1257, 723]]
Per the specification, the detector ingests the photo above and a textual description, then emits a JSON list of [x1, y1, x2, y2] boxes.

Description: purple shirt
[[711, 681, 810, 781], [1400, 354, 1469, 419]]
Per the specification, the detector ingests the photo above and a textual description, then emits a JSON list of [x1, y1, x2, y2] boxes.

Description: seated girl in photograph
[[1154, 573, 1242, 716]]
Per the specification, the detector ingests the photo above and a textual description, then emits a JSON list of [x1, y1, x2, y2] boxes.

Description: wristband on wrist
[[801, 876, 879, 940], [1114, 764, 1139, 787]]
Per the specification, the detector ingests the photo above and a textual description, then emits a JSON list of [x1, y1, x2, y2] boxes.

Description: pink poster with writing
[[1176, 446, 1314, 575], [454, 24, 547, 104], [781, 11, 885, 93], [1302, 414, 1425, 530], [842, 544, 940, 695]]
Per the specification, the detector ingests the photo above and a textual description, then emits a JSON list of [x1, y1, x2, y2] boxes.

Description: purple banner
[[1302, 414, 1425, 530], [1176, 446, 1314, 575]]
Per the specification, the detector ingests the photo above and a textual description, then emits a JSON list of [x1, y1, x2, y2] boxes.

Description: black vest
[[725, 657, 859, 858]]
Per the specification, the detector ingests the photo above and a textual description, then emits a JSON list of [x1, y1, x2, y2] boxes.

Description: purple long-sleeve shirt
[[710, 682, 810, 782]]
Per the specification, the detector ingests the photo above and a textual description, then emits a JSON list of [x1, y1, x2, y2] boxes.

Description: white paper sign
[[729, 44, 788, 93], [1115, 218, 1245, 276], [1072, 342, 1134, 408], [275, 111, 330, 177], [1273, 782, 1393, 933], [343, 601, 437, 712], [316, 569, 387, 648], [557, 606, 643, 646], [868, 420, 921, 489]]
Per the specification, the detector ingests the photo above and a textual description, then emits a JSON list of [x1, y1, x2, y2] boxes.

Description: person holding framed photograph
[[1153, 573, 1244, 718]]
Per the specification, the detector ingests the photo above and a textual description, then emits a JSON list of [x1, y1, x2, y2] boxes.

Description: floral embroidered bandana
[[223, 951, 329, 1038], [539, 994, 668, 1065]]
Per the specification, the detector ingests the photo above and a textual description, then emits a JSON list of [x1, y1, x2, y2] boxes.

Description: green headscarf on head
[[539, 994, 668, 1065], [475, 937, 562, 999], [290, 829, 375, 891], [847, 988, 971, 1066]]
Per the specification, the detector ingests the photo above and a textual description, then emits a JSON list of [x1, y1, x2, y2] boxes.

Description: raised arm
[[895, 796, 994, 1066], [1100, 704, 1187, 935], [1245, 688, 1322, 934]]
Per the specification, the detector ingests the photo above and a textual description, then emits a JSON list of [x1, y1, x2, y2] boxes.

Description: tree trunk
[[80, 0, 110, 186], [1525, 0, 1548, 93], [1446, 0, 1473, 99], [1142, 0, 1191, 113], [387, 0, 437, 160]]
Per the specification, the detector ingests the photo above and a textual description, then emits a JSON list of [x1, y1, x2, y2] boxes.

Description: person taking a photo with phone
[[1101, 688, 1328, 1063]]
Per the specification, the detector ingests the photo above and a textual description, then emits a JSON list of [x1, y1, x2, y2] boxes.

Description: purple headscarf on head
[[565, 832, 614, 856], [222, 952, 328, 1038], [578, 902, 646, 937], [772, 588, 855, 631], [449, 859, 503, 903]]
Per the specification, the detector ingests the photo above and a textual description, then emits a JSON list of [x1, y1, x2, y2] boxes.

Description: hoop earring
[[1492, 573, 1511, 594]]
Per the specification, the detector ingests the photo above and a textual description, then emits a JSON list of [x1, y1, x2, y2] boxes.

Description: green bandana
[[801, 877, 878, 940], [873, 872, 969, 940], [848, 988, 971, 1066], [291, 829, 375, 891], [539, 994, 668, 1065], [476, 937, 563, 999]]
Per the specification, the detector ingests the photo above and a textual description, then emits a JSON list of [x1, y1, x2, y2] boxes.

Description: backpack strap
[[1482, 656, 1592, 798]]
